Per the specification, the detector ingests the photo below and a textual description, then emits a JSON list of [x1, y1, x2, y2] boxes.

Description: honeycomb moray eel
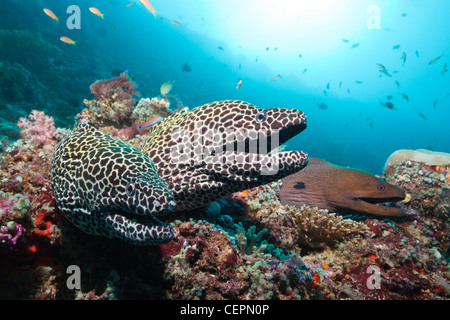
[[141, 100, 309, 211], [50, 124, 176, 245], [280, 158, 406, 217]]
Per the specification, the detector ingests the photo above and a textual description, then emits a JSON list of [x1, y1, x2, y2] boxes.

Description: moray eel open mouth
[[142, 100, 309, 211], [105, 210, 174, 244], [351, 195, 406, 217], [51, 124, 176, 245], [280, 158, 407, 218]]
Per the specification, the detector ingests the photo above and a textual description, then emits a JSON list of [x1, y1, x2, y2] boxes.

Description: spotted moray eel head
[[142, 100, 309, 211], [120, 173, 175, 216], [51, 124, 175, 245]]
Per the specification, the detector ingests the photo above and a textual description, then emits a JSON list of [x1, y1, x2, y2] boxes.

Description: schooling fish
[[429, 55, 442, 65], [139, 0, 157, 18], [418, 112, 427, 120], [271, 75, 283, 81], [376, 63, 387, 71], [401, 93, 409, 102], [89, 7, 105, 19], [433, 99, 439, 109], [350, 43, 360, 49], [393, 44, 400, 49], [125, 2, 135, 8], [415, 50, 420, 58], [280, 158, 406, 217], [138, 116, 163, 131], [43, 8, 59, 23], [171, 20, 182, 26], [181, 61, 191, 72], [381, 102, 395, 110], [401, 52, 406, 66], [442, 62, 448, 75], [60, 36, 76, 45], [379, 69, 392, 77], [317, 102, 328, 110]]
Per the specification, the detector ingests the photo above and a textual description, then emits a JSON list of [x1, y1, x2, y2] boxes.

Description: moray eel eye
[[126, 182, 135, 195], [377, 184, 386, 191], [255, 111, 267, 123]]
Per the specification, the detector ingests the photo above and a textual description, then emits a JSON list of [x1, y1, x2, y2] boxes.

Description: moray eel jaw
[[143, 100, 309, 211], [336, 182, 406, 217], [280, 157, 406, 218], [105, 212, 174, 245], [349, 195, 405, 217], [343, 174, 406, 217], [51, 124, 176, 246], [102, 176, 176, 245]]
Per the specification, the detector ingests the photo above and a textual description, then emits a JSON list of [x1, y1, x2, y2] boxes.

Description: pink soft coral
[[17, 110, 56, 147]]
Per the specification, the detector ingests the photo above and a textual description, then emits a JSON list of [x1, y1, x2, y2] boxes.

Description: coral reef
[[17, 110, 56, 147], [383, 149, 450, 218], [284, 204, 369, 249], [162, 220, 316, 300], [233, 182, 369, 250], [77, 72, 139, 128], [132, 97, 172, 120], [76, 73, 172, 146], [1, 77, 449, 300]]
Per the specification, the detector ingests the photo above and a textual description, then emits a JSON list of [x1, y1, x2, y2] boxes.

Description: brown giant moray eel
[[142, 100, 309, 211], [280, 158, 406, 217]]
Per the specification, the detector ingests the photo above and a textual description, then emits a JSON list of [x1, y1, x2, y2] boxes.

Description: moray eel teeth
[[280, 158, 406, 217], [51, 124, 175, 245], [142, 100, 309, 211]]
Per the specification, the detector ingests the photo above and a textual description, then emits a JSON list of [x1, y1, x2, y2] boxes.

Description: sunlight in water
[[211, 0, 353, 54]]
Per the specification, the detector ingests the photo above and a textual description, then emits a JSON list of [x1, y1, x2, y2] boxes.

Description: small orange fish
[[171, 20, 182, 26], [89, 7, 105, 19], [236, 79, 243, 90], [125, 2, 135, 7], [139, 0, 157, 18], [60, 36, 76, 45], [43, 8, 59, 23]]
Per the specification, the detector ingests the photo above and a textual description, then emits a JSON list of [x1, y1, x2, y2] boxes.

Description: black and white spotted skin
[[141, 100, 309, 211], [50, 124, 175, 245]]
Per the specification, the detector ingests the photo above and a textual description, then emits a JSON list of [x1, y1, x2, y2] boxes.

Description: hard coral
[[163, 220, 317, 300], [17, 110, 55, 147], [132, 97, 172, 121], [284, 204, 369, 249], [164, 220, 245, 299]]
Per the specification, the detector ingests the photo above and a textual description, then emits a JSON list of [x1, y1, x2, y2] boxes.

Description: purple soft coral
[[17, 110, 55, 147], [0, 222, 26, 251]]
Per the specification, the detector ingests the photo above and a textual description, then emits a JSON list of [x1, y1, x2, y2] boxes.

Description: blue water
[[1, 0, 449, 174]]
